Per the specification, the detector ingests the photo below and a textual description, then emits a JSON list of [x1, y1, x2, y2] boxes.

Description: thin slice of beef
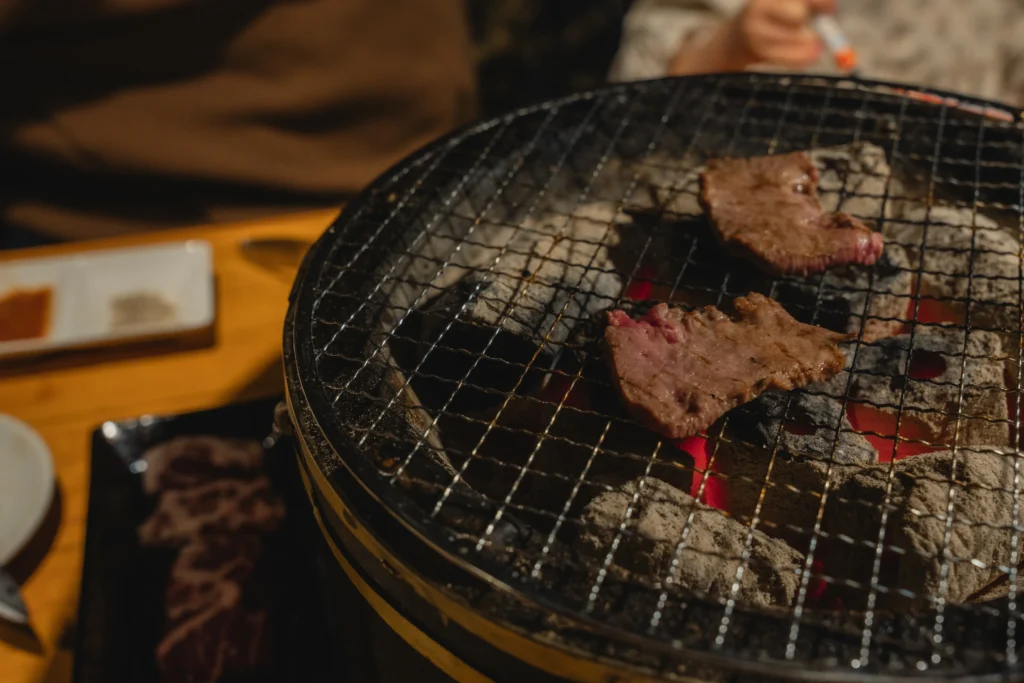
[[140, 436, 265, 495], [699, 152, 885, 276], [138, 476, 285, 547], [165, 535, 263, 623], [604, 293, 849, 440], [156, 580, 269, 683], [156, 581, 242, 683]]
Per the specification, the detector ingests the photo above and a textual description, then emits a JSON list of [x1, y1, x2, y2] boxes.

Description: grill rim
[[284, 72, 1024, 681]]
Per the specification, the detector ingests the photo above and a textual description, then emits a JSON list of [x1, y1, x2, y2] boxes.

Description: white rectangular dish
[[0, 240, 215, 359]]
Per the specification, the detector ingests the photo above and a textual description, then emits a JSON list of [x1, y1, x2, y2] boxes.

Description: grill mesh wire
[[300, 74, 1024, 678]]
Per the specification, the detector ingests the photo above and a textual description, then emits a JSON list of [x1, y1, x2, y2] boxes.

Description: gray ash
[[389, 202, 632, 413], [812, 142, 896, 224], [848, 329, 1010, 448], [775, 243, 912, 343], [579, 478, 805, 609], [885, 203, 1021, 333], [823, 449, 1024, 610], [712, 386, 876, 549]]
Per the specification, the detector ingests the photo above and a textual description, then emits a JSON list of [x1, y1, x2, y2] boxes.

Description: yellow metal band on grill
[[296, 459, 492, 683], [289, 398, 669, 683]]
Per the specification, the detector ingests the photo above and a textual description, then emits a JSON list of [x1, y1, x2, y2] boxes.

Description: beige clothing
[[0, 1, 477, 239], [610, 0, 1024, 108]]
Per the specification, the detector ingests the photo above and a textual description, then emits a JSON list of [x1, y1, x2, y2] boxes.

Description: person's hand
[[667, 0, 836, 77], [732, 0, 836, 68]]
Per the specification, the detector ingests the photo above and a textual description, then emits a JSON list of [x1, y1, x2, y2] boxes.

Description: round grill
[[284, 74, 1024, 681]]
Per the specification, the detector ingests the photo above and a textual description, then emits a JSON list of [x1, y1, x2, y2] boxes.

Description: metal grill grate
[[291, 74, 1024, 680]]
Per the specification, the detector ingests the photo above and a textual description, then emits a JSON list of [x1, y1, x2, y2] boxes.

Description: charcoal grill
[[281, 73, 1024, 681]]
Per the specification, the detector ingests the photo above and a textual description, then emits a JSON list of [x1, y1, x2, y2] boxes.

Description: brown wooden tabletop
[[0, 209, 339, 683]]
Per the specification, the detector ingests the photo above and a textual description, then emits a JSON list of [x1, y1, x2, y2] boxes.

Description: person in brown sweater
[[0, 0, 477, 242]]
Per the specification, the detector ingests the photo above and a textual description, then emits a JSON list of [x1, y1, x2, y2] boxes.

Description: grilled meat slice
[[644, 143, 896, 223], [604, 293, 848, 440], [699, 152, 884, 276]]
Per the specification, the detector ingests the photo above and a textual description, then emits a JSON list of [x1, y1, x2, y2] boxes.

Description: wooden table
[[0, 209, 339, 683]]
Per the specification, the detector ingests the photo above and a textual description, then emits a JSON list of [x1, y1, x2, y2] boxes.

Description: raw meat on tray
[[141, 435, 265, 495], [156, 579, 269, 683], [699, 152, 885, 276], [138, 476, 285, 547], [136, 435, 285, 683], [604, 293, 849, 440]]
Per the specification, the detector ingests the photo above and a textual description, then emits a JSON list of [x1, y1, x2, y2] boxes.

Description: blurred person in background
[[0, 1, 475, 245], [609, 0, 1024, 108]]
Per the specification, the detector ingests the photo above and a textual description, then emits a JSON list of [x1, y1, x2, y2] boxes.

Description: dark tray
[[74, 397, 335, 683]]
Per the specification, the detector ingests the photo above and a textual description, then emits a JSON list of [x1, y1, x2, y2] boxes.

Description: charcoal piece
[[964, 567, 1024, 604], [381, 356, 451, 474], [699, 152, 884, 276], [642, 162, 703, 218], [713, 387, 876, 546], [823, 449, 1024, 610], [445, 203, 626, 347], [849, 329, 1010, 448], [812, 142, 896, 222], [740, 389, 877, 467], [140, 436, 265, 495], [394, 202, 627, 411], [389, 216, 520, 321], [776, 243, 912, 342], [579, 478, 804, 608], [885, 203, 1021, 331], [437, 385, 692, 524], [604, 294, 848, 440]]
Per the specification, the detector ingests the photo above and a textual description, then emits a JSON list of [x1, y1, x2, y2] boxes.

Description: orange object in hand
[[813, 13, 857, 72]]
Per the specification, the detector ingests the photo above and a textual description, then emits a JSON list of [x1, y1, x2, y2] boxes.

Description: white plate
[[0, 240, 215, 359], [0, 414, 54, 565]]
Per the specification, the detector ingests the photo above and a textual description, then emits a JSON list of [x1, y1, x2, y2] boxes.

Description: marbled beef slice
[[137, 476, 285, 547], [140, 435, 265, 495]]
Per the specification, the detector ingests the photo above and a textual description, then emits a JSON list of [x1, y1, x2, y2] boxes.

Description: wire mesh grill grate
[[292, 74, 1024, 679]]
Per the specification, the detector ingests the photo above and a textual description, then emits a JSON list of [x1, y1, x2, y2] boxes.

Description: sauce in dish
[[0, 287, 52, 342]]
